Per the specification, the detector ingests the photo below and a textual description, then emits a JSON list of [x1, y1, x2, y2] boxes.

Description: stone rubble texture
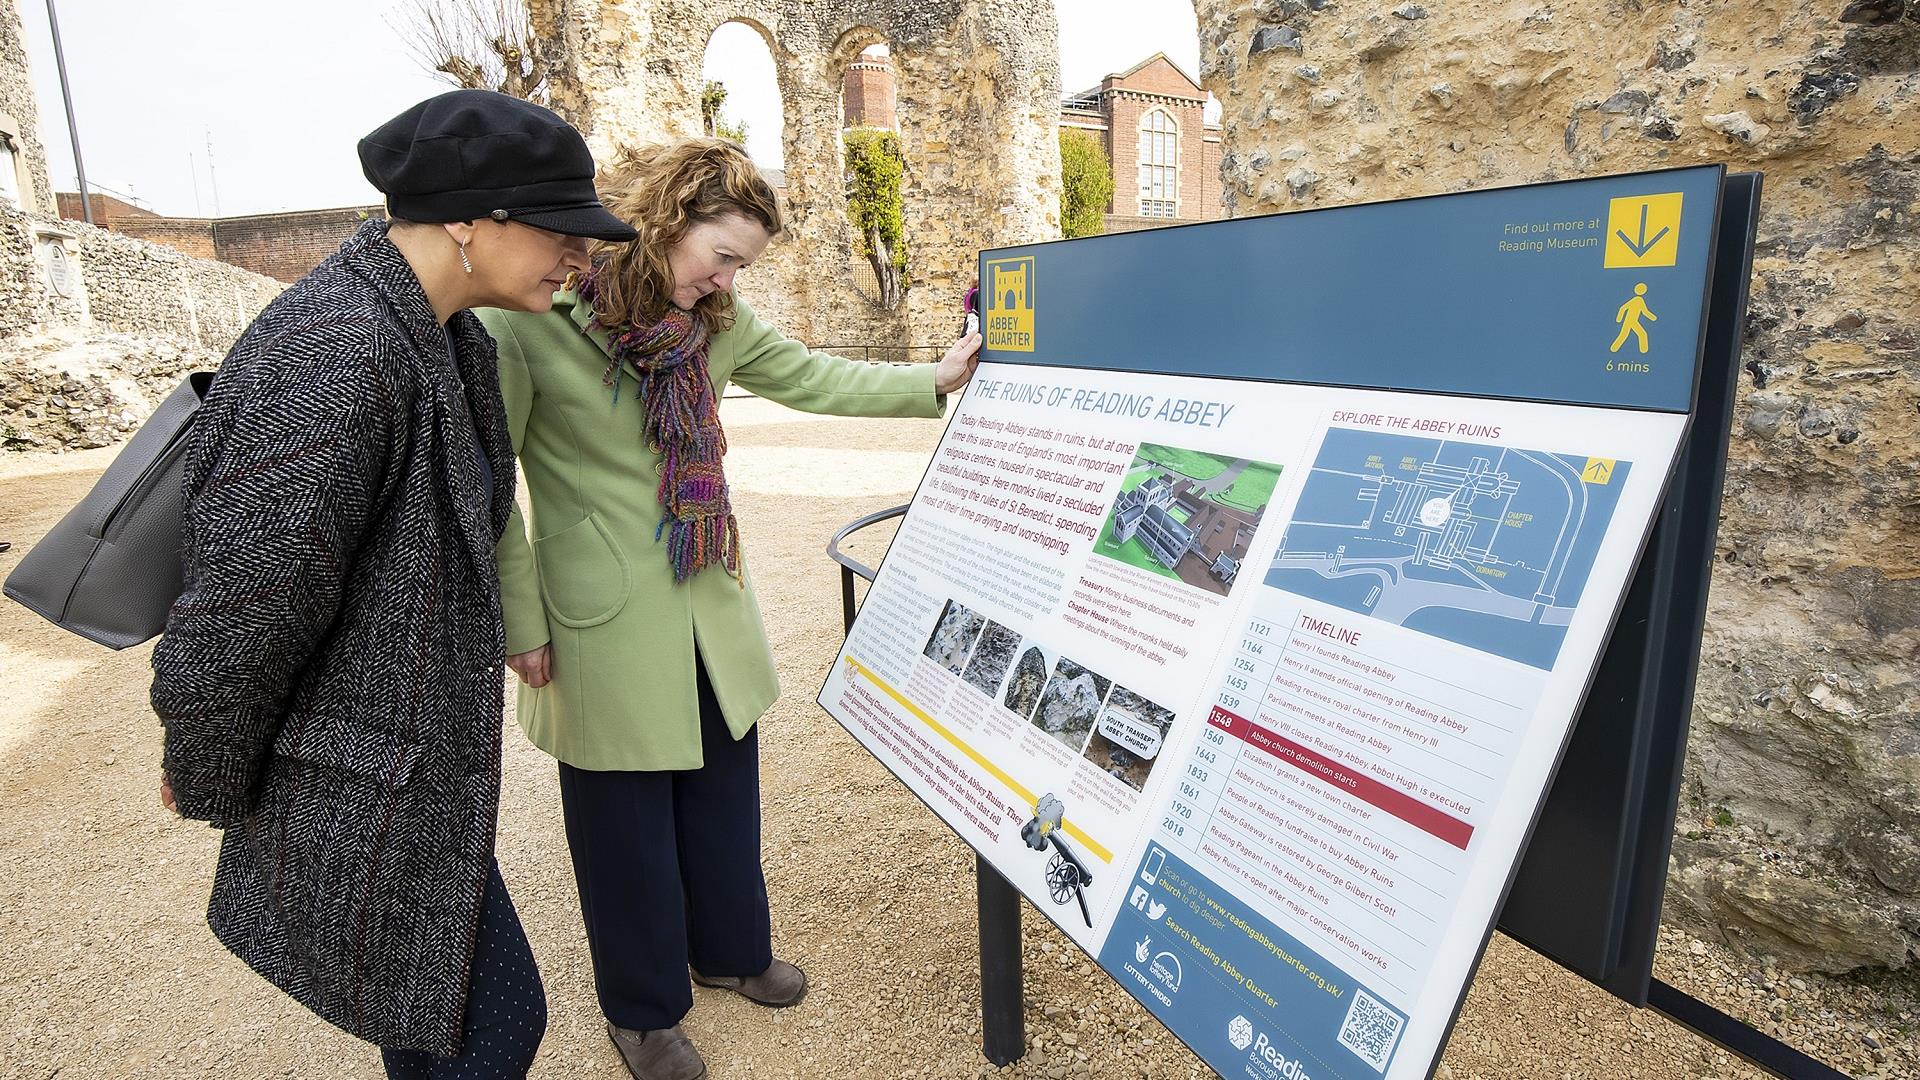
[[961, 620, 1022, 696], [1034, 667, 1105, 747], [530, 0, 1063, 353], [1005, 645, 1051, 718], [1193, 0, 1919, 973], [925, 600, 987, 674], [0, 329, 220, 451], [2, 206, 284, 452]]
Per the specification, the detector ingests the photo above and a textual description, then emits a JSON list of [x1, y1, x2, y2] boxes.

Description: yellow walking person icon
[[1610, 282, 1656, 354]]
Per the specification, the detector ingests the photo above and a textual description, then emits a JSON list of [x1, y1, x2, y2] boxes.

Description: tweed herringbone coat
[[150, 221, 516, 1056]]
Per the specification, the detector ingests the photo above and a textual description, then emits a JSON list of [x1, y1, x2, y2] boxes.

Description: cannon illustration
[[1022, 793, 1094, 928]]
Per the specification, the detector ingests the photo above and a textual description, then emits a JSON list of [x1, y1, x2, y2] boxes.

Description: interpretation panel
[[821, 166, 1724, 1080]]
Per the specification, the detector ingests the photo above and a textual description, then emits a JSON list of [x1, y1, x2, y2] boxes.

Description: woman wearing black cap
[[149, 89, 635, 1079]]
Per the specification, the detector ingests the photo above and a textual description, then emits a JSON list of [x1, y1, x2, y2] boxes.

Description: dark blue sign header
[[978, 165, 1724, 413]]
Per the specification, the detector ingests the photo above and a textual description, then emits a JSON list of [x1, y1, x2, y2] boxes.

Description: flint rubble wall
[[1194, 0, 1918, 973]]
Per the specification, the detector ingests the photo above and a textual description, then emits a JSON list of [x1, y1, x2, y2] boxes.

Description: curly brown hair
[[588, 138, 783, 334]]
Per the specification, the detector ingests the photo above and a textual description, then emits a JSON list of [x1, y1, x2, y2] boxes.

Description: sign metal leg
[[977, 856, 1025, 1066], [1647, 979, 1856, 1080]]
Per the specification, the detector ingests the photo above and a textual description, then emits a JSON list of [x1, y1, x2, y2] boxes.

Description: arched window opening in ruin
[[837, 34, 906, 309], [700, 21, 786, 174], [1138, 108, 1179, 218]]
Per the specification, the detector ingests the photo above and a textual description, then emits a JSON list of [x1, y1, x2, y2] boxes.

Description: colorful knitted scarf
[[579, 268, 741, 583]]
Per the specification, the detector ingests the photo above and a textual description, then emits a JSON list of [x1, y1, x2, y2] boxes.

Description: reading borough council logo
[[1228, 1015, 1255, 1052], [984, 255, 1036, 352]]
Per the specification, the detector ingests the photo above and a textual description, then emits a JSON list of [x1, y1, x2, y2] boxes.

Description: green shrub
[[1060, 129, 1114, 238]]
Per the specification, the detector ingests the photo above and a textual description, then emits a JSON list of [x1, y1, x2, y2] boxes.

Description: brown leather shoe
[[606, 1022, 707, 1080], [690, 957, 808, 1007]]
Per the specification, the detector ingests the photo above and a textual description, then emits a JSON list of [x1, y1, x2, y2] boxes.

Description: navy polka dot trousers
[[382, 862, 548, 1079]]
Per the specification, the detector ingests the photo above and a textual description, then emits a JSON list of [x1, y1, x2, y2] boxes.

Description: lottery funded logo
[[984, 255, 1036, 352]]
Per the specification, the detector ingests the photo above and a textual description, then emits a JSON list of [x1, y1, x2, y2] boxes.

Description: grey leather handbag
[[4, 372, 212, 649]]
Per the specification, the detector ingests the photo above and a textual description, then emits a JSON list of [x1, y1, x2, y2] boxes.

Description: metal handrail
[[814, 344, 948, 365], [825, 503, 908, 633]]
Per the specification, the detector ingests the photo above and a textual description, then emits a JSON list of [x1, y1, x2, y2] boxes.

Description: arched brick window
[[1137, 108, 1178, 218]]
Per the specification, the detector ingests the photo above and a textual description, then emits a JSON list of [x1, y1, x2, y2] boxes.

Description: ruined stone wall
[[72, 220, 285, 351], [0, 0, 54, 216], [1, 0, 284, 453], [3, 205, 284, 350], [3, 205, 285, 449], [0, 205, 76, 338], [532, 0, 1061, 354], [1194, 0, 1918, 973]]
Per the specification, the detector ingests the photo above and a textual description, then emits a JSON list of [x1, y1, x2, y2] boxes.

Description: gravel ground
[[0, 396, 1912, 1079]]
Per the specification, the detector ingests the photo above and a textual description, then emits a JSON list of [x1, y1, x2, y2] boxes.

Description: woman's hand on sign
[[935, 331, 984, 395], [508, 644, 553, 688]]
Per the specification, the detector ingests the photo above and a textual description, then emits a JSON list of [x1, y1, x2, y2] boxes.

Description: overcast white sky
[[19, 0, 1203, 217]]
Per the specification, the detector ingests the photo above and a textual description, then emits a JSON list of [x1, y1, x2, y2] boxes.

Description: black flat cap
[[359, 89, 636, 242]]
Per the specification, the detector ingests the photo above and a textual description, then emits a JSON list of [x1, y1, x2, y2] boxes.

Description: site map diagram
[[1268, 427, 1632, 669]]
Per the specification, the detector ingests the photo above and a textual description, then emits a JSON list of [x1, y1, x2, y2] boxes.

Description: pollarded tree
[[1059, 128, 1114, 239], [398, 0, 579, 124], [844, 127, 907, 309]]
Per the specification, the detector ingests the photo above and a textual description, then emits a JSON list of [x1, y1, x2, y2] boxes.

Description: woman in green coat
[[478, 139, 980, 1080]]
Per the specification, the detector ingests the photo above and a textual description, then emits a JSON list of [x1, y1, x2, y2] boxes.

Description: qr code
[[1337, 987, 1404, 1072]]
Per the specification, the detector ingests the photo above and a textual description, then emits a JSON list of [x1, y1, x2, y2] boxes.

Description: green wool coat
[[478, 292, 943, 771]]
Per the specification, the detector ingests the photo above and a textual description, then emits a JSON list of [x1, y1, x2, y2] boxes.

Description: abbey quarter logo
[[984, 255, 1036, 352]]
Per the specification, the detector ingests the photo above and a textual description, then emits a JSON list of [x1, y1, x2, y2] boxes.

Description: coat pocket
[[270, 712, 430, 789], [244, 714, 434, 972], [532, 512, 632, 628]]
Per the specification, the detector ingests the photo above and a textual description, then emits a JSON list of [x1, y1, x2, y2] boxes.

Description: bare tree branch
[[394, 0, 564, 106]]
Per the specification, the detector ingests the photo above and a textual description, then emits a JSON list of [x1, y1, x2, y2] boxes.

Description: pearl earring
[[459, 242, 473, 274]]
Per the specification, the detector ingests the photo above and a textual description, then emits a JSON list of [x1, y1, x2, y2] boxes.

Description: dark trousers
[[382, 861, 547, 1079], [557, 661, 773, 1031]]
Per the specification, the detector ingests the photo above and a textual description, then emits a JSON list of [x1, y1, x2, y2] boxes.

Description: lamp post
[[43, 0, 91, 224]]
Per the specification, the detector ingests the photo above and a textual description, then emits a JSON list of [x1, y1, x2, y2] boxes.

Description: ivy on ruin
[[843, 127, 907, 309]]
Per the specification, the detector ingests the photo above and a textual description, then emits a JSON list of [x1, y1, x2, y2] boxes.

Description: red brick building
[[1060, 53, 1225, 231], [206, 207, 386, 282], [58, 193, 384, 283], [834, 49, 1224, 233], [840, 45, 896, 129]]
